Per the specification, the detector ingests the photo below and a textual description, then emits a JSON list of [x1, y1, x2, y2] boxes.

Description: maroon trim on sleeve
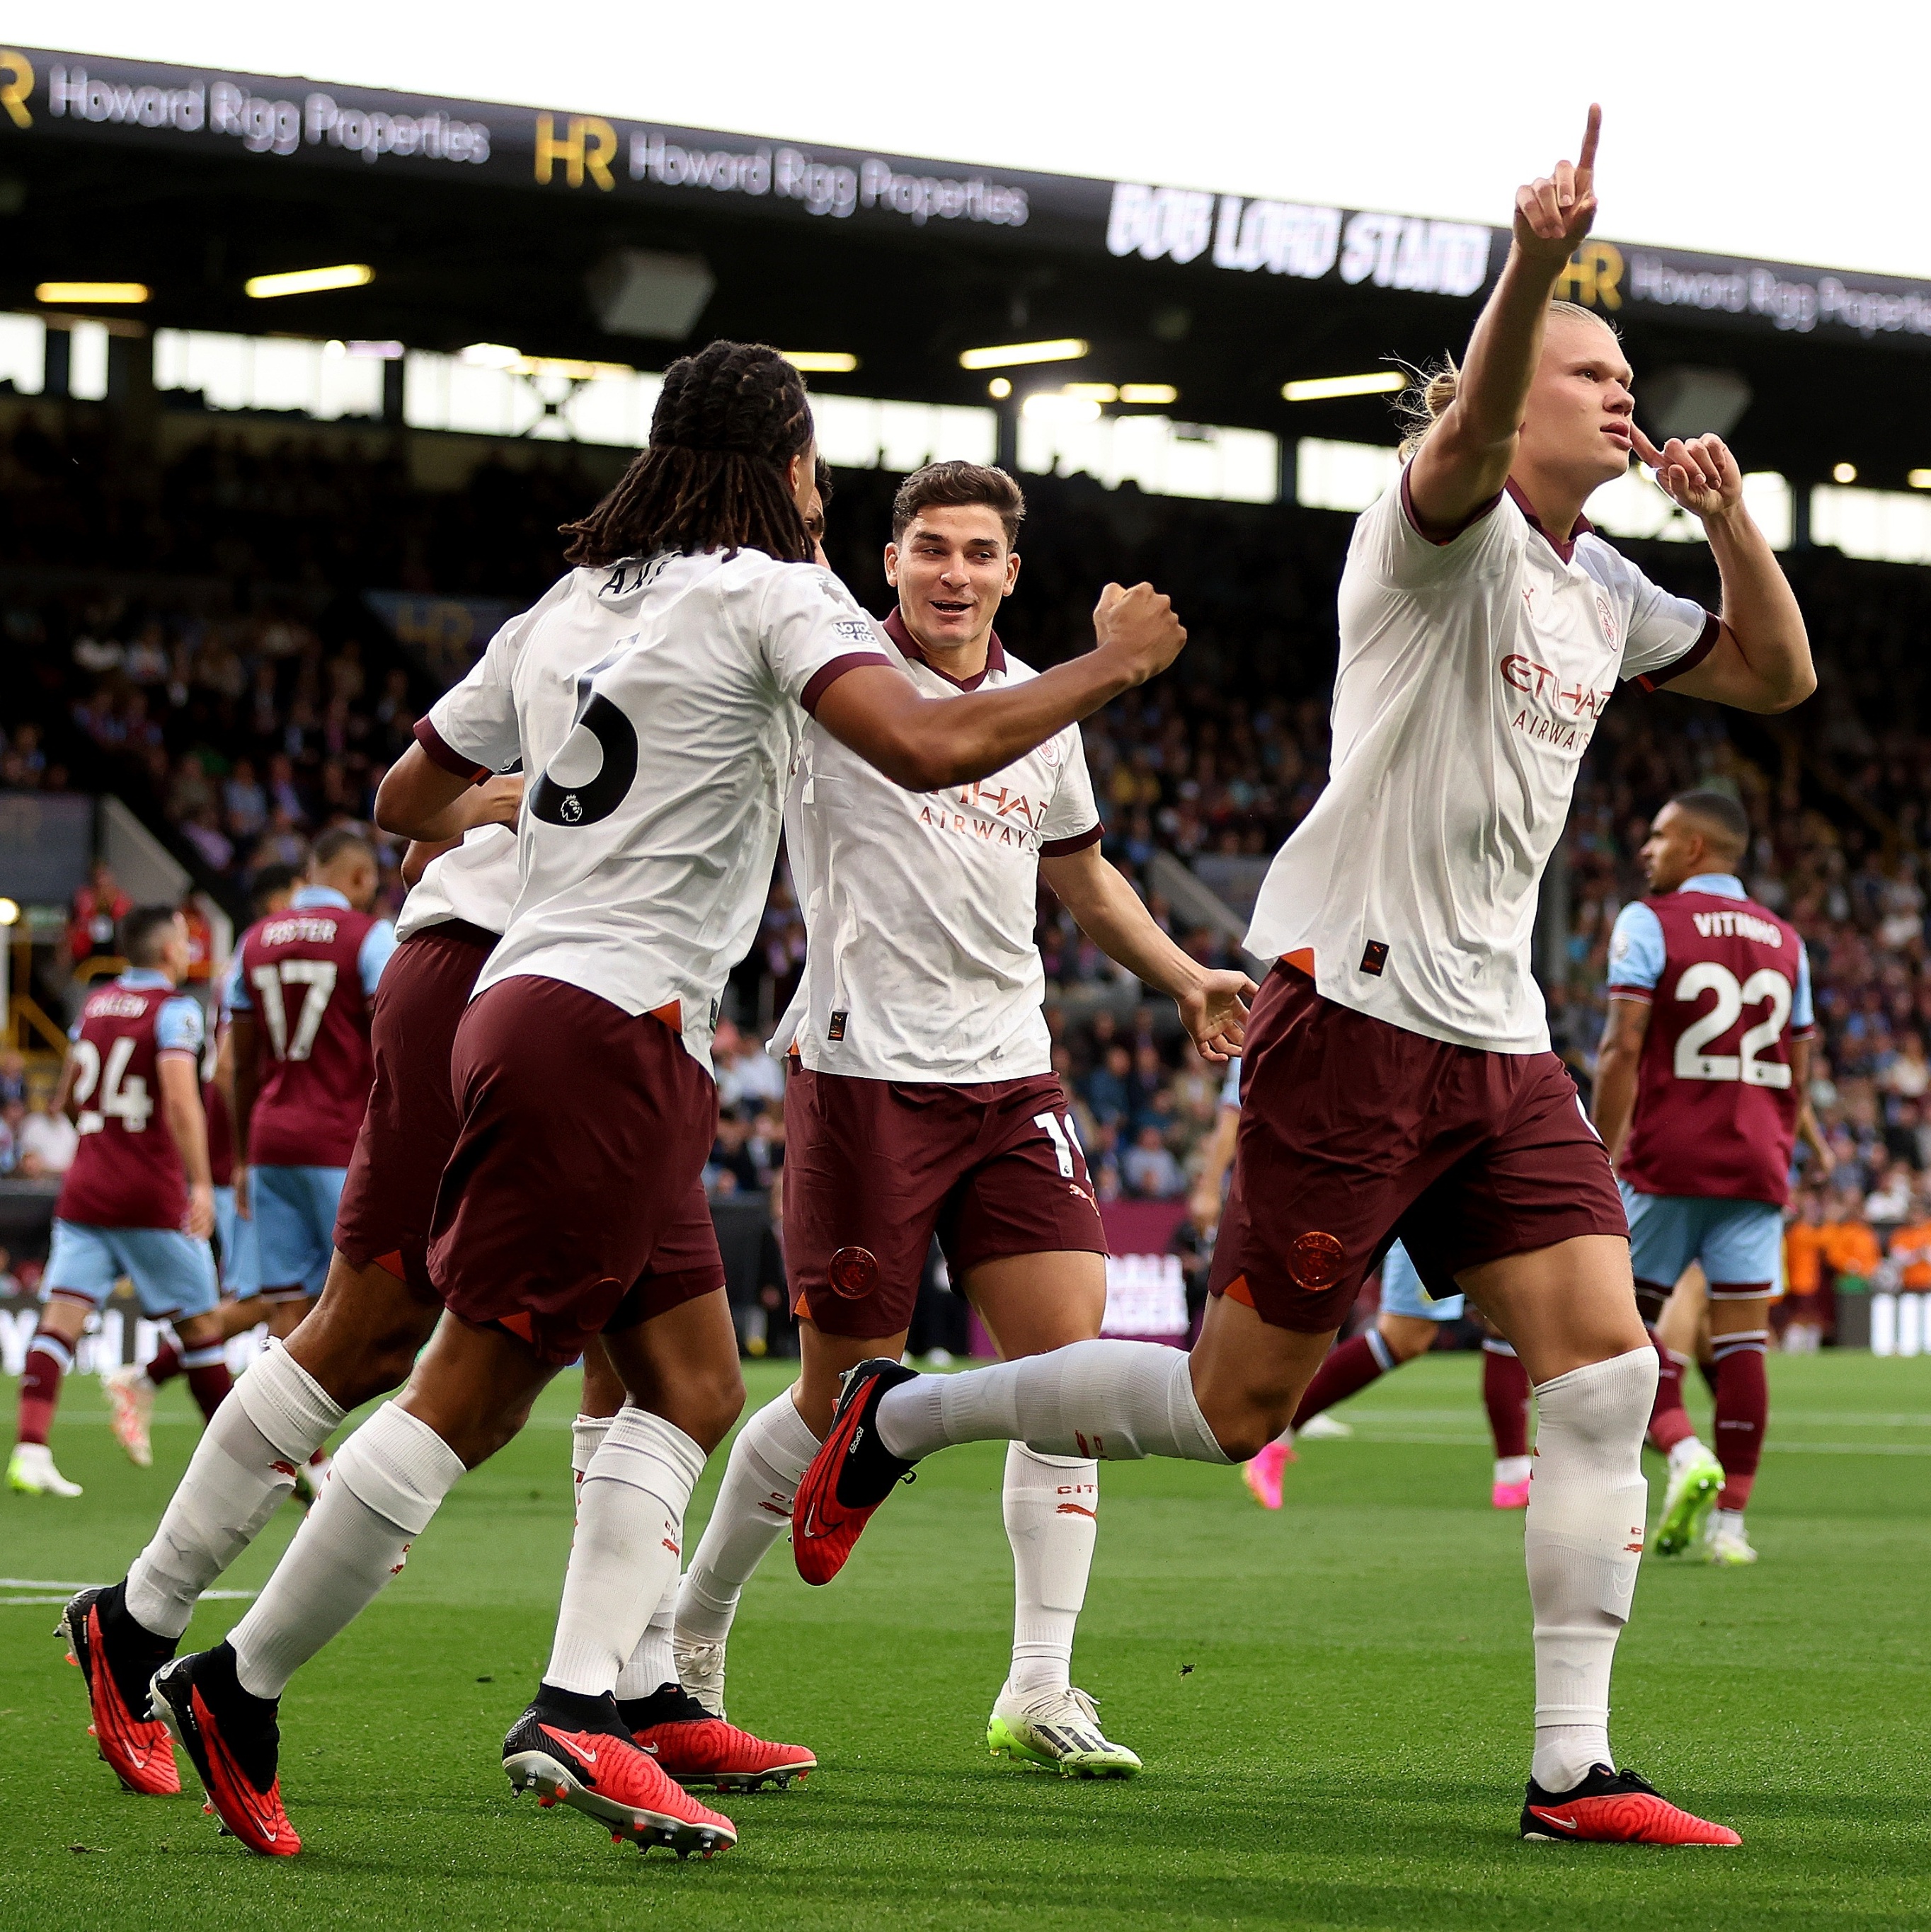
[[800, 650, 894, 717], [413, 716, 490, 784], [1636, 611, 1723, 693], [1399, 465, 1505, 547], [1605, 984, 1655, 1005], [1041, 823, 1104, 858], [1790, 1022, 1818, 1042]]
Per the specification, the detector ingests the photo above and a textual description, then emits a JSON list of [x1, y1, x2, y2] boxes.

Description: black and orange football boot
[[150, 1643, 300, 1856], [57, 1583, 181, 1795]]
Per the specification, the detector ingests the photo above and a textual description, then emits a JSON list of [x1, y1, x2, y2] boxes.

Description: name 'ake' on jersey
[[1608, 871, 1815, 1206], [55, 969, 204, 1231], [417, 549, 890, 1071], [229, 886, 396, 1168]]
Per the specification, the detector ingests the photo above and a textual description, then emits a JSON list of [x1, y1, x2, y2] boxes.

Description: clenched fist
[[1093, 581, 1187, 687]]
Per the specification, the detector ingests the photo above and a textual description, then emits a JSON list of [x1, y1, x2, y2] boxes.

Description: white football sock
[[1494, 1455, 1532, 1487], [1713, 1507, 1746, 1536], [676, 1388, 820, 1644], [1667, 1434, 1710, 1473], [1525, 1345, 1656, 1793], [125, 1341, 345, 1641], [229, 1401, 464, 1699], [1003, 1443, 1098, 1699], [876, 1340, 1230, 1465], [544, 1405, 705, 1698], [617, 1570, 681, 1701]]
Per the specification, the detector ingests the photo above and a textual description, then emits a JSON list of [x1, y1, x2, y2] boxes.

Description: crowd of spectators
[[18, 406, 1931, 1328]]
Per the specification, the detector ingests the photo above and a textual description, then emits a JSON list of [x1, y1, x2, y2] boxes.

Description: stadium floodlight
[[1119, 384, 1179, 406], [1021, 391, 1102, 424], [35, 282, 149, 304], [959, 338, 1087, 371], [459, 342, 522, 369], [0, 896, 18, 926], [1909, 471, 1931, 490], [1064, 384, 1119, 403], [245, 263, 374, 299], [1834, 462, 1858, 483], [1281, 372, 1406, 403], [987, 377, 1012, 399], [783, 352, 859, 373]]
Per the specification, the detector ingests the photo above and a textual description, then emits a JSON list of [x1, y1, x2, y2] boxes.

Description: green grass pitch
[[4, 1351, 1927, 1930]]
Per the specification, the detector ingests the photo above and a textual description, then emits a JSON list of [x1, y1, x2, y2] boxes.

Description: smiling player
[[793, 110, 1814, 1846]]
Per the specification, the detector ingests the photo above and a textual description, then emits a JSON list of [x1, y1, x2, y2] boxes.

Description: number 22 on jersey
[[1673, 960, 1792, 1088]]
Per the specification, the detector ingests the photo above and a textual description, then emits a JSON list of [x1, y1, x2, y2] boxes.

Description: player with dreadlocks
[[103, 340, 1186, 1861]]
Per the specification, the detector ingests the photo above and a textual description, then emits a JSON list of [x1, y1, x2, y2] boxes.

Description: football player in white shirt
[[793, 113, 1816, 1847], [135, 342, 1187, 1861], [674, 461, 1252, 1778]]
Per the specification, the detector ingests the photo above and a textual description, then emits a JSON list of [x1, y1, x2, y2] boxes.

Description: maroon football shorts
[[784, 1066, 1108, 1340], [333, 920, 495, 1295], [1207, 962, 1627, 1334], [428, 974, 725, 1365]]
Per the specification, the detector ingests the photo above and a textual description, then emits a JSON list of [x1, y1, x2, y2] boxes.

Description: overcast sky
[[17, 0, 1930, 281]]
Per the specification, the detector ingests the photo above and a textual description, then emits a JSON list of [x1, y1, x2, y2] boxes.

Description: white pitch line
[[1331, 1431, 1931, 1456], [0, 1577, 257, 1599]]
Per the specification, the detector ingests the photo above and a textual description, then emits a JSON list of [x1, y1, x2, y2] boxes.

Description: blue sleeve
[[222, 950, 251, 1014], [1220, 1057, 1242, 1109], [154, 994, 205, 1057], [359, 921, 399, 999], [1605, 902, 1666, 995], [1793, 939, 1815, 1032]]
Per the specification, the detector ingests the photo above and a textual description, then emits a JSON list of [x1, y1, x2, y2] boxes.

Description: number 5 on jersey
[[251, 960, 340, 1062], [1674, 961, 1792, 1088]]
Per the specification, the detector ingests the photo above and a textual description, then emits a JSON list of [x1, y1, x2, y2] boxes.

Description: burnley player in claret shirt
[[1593, 790, 1826, 1568]]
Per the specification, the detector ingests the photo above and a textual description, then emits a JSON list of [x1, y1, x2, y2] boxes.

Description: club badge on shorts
[[1288, 1230, 1346, 1290], [828, 1245, 878, 1298]]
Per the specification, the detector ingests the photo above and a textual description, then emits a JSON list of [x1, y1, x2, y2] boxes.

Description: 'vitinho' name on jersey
[[1690, 909, 1782, 945]]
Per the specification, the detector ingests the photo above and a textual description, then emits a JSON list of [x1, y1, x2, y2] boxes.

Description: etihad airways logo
[[918, 779, 1045, 851], [1501, 653, 1615, 754]]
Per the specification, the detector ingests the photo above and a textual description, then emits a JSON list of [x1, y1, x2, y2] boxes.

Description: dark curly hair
[[561, 341, 816, 566]]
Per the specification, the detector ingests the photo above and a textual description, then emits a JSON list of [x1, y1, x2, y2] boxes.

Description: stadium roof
[[4, 42, 1930, 484]]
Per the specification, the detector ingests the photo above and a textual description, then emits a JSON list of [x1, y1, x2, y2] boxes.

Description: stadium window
[[154, 330, 383, 421], [0, 313, 45, 394], [69, 321, 110, 402], [1589, 468, 1792, 550], [810, 394, 997, 471], [1811, 483, 1931, 565], [1293, 437, 1399, 512], [1020, 412, 1279, 504]]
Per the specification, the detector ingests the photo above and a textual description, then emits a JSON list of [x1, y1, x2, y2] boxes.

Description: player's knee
[[682, 1359, 747, 1453], [1378, 1313, 1438, 1362]]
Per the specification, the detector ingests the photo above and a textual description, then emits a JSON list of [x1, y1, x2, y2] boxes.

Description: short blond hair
[[1394, 300, 1618, 461]]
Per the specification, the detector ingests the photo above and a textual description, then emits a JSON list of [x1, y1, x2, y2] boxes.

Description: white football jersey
[[1244, 476, 1716, 1054], [395, 823, 520, 942], [421, 550, 888, 1070], [776, 609, 1100, 1083]]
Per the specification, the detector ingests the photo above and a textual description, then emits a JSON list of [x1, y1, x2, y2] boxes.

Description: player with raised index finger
[[794, 108, 1815, 1846]]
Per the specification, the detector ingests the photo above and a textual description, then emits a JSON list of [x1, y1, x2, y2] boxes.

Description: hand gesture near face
[[1514, 105, 1600, 264], [1632, 426, 1745, 521]]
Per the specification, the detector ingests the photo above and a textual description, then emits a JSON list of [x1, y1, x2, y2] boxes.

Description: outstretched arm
[[375, 755, 523, 842], [1632, 427, 1815, 715], [814, 583, 1185, 792], [1406, 106, 1601, 534], [1039, 842, 1254, 1062]]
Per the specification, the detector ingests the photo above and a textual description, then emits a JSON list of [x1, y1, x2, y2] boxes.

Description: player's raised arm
[[813, 581, 1185, 791], [1628, 426, 1816, 713], [1406, 106, 1602, 534]]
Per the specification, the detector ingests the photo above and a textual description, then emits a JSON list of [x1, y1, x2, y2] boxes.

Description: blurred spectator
[[0, 1049, 25, 1108], [15, 1097, 77, 1176], [1122, 1122, 1184, 1199], [67, 861, 130, 967]]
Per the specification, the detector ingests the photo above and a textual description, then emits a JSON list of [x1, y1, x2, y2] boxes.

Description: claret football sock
[[875, 1339, 1231, 1465], [1003, 1443, 1099, 1698], [228, 1400, 464, 1700], [124, 1340, 345, 1642], [180, 1343, 234, 1422], [1290, 1332, 1389, 1431], [1482, 1339, 1532, 1459], [1711, 1330, 1769, 1511], [677, 1388, 821, 1644], [16, 1330, 71, 1446], [1524, 1345, 1656, 1793], [1646, 1335, 1699, 1455], [545, 1404, 706, 1698]]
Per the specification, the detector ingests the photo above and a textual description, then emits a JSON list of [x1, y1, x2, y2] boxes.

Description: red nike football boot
[[791, 1357, 918, 1585], [150, 1643, 300, 1856], [58, 1585, 181, 1795], [1520, 1766, 1741, 1845], [504, 1691, 737, 1858], [621, 1685, 815, 1791]]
